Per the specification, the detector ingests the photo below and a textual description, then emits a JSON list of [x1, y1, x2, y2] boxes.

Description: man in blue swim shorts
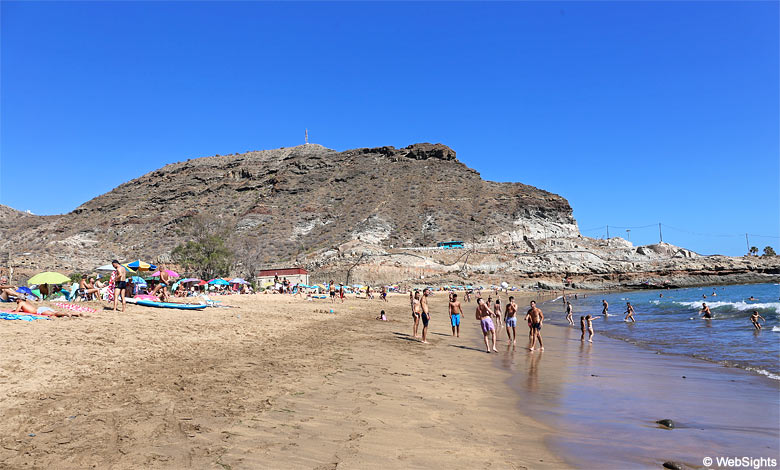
[[448, 292, 464, 337]]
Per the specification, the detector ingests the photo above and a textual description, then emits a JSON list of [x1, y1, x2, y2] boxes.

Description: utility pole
[[659, 223, 663, 243], [626, 229, 631, 241], [305, 128, 309, 145], [745, 233, 750, 255], [606, 225, 609, 240]]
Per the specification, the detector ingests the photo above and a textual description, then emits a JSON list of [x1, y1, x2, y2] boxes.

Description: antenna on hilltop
[[305, 128, 309, 145]]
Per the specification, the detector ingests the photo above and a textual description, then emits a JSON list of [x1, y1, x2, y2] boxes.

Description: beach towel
[[107, 271, 116, 302], [58, 303, 96, 314], [0, 312, 47, 321]]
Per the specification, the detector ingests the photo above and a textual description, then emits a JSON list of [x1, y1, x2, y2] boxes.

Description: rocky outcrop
[[0, 143, 577, 275]]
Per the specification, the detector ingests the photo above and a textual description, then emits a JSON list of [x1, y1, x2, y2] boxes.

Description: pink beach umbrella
[[151, 270, 180, 278]]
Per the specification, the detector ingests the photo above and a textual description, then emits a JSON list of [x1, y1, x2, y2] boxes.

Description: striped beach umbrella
[[125, 260, 157, 271]]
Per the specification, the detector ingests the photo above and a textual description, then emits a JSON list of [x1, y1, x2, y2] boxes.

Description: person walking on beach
[[381, 285, 387, 302], [412, 291, 422, 338], [580, 316, 586, 341], [339, 283, 345, 303], [493, 298, 502, 331], [329, 281, 336, 303], [565, 301, 574, 325], [750, 311, 765, 330], [504, 296, 518, 345], [111, 260, 127, 312], [602, 299, 609, 316], [449, 293, 463, 337], [420, 288, 431, 344], [476, 298, 497, 353], [700, 302, 712, 319], [624, 302, 636, 322], [525, 300, 544, 351]]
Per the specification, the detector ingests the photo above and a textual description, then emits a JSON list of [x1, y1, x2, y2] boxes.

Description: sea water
[[541, 283, 780, 379]]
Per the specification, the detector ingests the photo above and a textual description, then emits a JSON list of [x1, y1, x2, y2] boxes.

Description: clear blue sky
[[1, 1, 777, 256]]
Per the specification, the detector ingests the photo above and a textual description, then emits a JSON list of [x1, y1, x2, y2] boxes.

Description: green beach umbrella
[[27, 271, 71, 285]]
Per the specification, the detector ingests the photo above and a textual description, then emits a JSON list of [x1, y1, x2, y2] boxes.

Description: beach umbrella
[[131, 276, 147, 286], [96, 264, 115, 272], [180, 278, 202, 284], [229, 278, 249, 284], [501, 281, 509, 289], [151, 269, 179, 278], [208, 279, 230, 286], [197, 280, 208, 286], [125, 260, 157, 271], [27, 271, 70, 285]]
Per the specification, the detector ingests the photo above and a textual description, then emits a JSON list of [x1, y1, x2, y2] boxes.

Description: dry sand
[[0, 293, 568, 469]]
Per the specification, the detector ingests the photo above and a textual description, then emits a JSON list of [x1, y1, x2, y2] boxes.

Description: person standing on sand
[[420, 288, 431, 344], [624, 302, 636, 322], [412, 291, 422, 338], [584, 315, 599, 342], [565, 301, 574, 325], [111, 260, 127, 312], [700, 303, 712, 319], [381, 285, 388, 302], [329, 281, 336, 302], [579, 316, 586, 341], [602, 299, 609, 316], [449, 293, 463, 337], [493, 297, 502, 331], [525, 300, 544, 351], [339, 283, 345, 303], [475, 298, 497, 353], [504, 296, 518, 345]]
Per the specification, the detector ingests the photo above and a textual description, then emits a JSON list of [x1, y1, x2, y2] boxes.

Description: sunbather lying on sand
[[13, 298, 79, 317]]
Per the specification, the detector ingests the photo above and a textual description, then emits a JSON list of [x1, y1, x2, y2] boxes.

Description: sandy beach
[[2, 291, 778, 469], [0, 293, 568, 469]]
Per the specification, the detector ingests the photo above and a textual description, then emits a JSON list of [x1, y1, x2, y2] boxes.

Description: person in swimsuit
[[475, 298, 497, 353], [79, 275, 100, 301], [525, 300, 544, 351], [565, 301, 574, 325], [449, 293, 464, 337], [0, 276, 19, 302], [381, 285, 387, 302], [13, 298, 76, 317], [493, 298, 502, 331], [412, 291, 422, 338], [750, 311, 765, 330], [700, 302, 712, 319], [624, 302, 636, 322], [329, 281, 336, 302], [339, 283, 345, 303], [465, 289, 471, 303], [580, 316, 586, 341], [584, 314, 599, 342], [602, 299, 609, 316], [420, 288, 431, 344], [504, 296, 518, 345], [111, 260, 127, 312]]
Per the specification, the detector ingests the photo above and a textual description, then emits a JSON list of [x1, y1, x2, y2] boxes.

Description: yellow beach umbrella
[[27, 271, 71, 285]]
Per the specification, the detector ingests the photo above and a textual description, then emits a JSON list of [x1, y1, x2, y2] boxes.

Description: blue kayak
[[135, 300, 207, 310]]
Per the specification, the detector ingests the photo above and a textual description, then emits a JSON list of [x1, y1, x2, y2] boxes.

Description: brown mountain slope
[[0, 143, 578, 273]]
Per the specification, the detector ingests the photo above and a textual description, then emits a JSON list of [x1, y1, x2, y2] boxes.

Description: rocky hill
[[0, 143, 579, 276]]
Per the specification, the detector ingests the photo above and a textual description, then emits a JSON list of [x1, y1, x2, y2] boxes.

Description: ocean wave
[[675, 300, 780, 314], [772, 326, 780, 332], [745, 367, 780, 381]]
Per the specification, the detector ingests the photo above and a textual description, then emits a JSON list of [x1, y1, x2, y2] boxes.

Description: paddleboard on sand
[[135, 300, 206, 310]]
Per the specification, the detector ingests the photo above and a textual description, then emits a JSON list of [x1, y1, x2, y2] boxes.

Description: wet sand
[[494, 309, 780, 469], [0, 293, 567, 469]]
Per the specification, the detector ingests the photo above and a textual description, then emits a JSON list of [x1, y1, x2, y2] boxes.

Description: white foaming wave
[[772, 326, 780, 332], [675, 300, 780, 314], [746, 367, 780, 381], [650, 300, 660, 305]]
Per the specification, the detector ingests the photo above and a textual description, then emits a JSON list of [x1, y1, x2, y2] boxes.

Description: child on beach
[[565, 301, 574, 325], [376, 310, 387, 321], [580, 316, 586, 341], [750, 311, 765, 330]]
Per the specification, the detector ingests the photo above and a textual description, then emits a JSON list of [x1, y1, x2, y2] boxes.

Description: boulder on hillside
[[403, 143, 456, 161]]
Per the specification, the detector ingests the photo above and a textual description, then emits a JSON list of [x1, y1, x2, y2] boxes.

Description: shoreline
[[1, 290, 777, 469]]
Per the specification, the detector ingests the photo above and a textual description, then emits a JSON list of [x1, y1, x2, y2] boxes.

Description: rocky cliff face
[[0, 143, 578, 274]]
